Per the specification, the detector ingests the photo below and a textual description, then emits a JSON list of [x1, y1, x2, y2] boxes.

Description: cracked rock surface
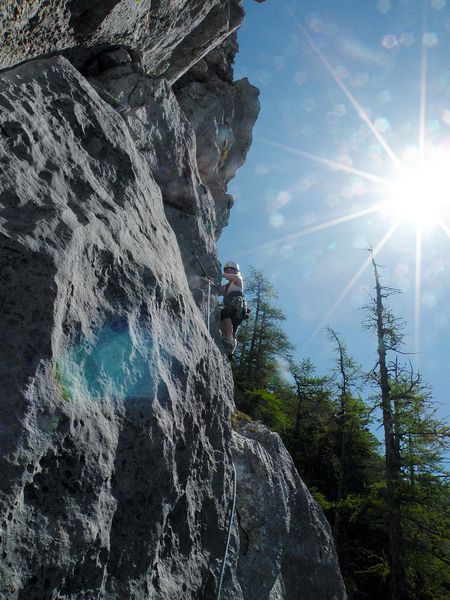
[[0, 55, 238, 600], [232, 422, 347, 600], [0, 0, 244, 81]]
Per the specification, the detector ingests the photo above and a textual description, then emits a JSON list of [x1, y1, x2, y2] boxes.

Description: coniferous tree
[[284, 358, 337, 498], [231, 263, 450, 600], [363, 252, 450, 600], [388, 359, 450, 598], [363, 252, 409, 600], [234, 267, 293, 391], [327, 328, 362, 541]]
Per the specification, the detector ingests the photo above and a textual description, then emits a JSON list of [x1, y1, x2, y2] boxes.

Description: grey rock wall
[[174, 34, 260, 238], [0, 0, 246, 82], [232, 422, 347, 600], [0, 54, 238, 600], [87, 61, 221, 321], [0, 1, 346, 599]]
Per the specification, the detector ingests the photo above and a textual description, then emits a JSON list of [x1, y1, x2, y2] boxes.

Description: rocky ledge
[[233, 421, 346, 600]]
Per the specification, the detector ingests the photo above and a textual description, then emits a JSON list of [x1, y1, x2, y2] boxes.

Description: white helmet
[[224, 260, 239, 271]]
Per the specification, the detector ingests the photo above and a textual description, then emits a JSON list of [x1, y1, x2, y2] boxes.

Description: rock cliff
[[232, 422, 346, 600], [0, 2, 346, 599]]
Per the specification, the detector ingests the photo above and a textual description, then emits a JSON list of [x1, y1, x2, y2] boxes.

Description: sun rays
[[256, 137, 392, 186], [301, 222, 399, 353], [246, 0, 450, 358], [415, 227, 422, 361], [419, 0, 429, 164], [280, 0, 405, 172], [241, 202, 387, 257]]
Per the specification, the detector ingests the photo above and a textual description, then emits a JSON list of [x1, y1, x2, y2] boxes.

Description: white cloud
[[255, 164, 279, 176], [340, 39, 386, 66]]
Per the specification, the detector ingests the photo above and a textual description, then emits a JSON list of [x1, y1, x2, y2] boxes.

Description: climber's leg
[[220, 317, 235, 355]]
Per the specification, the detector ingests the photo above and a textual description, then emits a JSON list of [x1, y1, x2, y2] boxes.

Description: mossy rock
[[231, 409, 253, 430]]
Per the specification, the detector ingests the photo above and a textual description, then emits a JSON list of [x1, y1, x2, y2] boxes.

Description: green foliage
[[233, 265, 450, 600], [234, 268, 293, 389], [309, 486, 334, 511], [242, 388, 288, 432], [355, 554, 390, 581]]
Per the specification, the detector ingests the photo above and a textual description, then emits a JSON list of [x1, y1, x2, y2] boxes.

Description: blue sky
[[218, 0, 450, 421]]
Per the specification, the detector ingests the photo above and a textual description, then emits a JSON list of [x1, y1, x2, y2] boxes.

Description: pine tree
[[230, 263, 450, 599], [234, 267, 293, 390], [327, 328, 362, 541], [363, 251, 409, 600], [363, 251, 450, 599], [284, 358, 337, 498], [388, 359, 450, 598]]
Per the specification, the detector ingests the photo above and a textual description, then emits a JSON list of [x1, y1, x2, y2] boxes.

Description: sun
[[387, 152, 450, 228], [250, 1, 450, 364]]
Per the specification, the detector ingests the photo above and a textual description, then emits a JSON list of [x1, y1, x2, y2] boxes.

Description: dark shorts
[[221, 292, 244, 335]]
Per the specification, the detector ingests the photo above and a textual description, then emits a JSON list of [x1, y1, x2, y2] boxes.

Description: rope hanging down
[[195, 255, 219, 332], [194, 254, 238, 597], [216, 461, 237, 600]]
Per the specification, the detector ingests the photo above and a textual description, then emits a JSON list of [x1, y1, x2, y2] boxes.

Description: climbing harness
[[216, 460, 237, 600], [223, 291, 249, 323], [227, 293, 247, 321], [194, 255, 249, 338]]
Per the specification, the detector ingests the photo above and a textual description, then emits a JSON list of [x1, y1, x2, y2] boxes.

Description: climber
[[219, 260, 246, 358]]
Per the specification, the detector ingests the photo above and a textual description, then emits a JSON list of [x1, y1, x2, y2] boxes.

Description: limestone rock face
[[232, 422, 347, 600], [174, 34, 260, 237], [0, 1, 344, 599], [0, 55, 239, 600], [0, 0, 252, 82], [88, 64, 221, 315]]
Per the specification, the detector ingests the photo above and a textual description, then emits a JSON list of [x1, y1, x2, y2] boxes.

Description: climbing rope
[[216, 460, 237, 600], [206, 279, 211, 332], [195, 255, 219, 333]]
